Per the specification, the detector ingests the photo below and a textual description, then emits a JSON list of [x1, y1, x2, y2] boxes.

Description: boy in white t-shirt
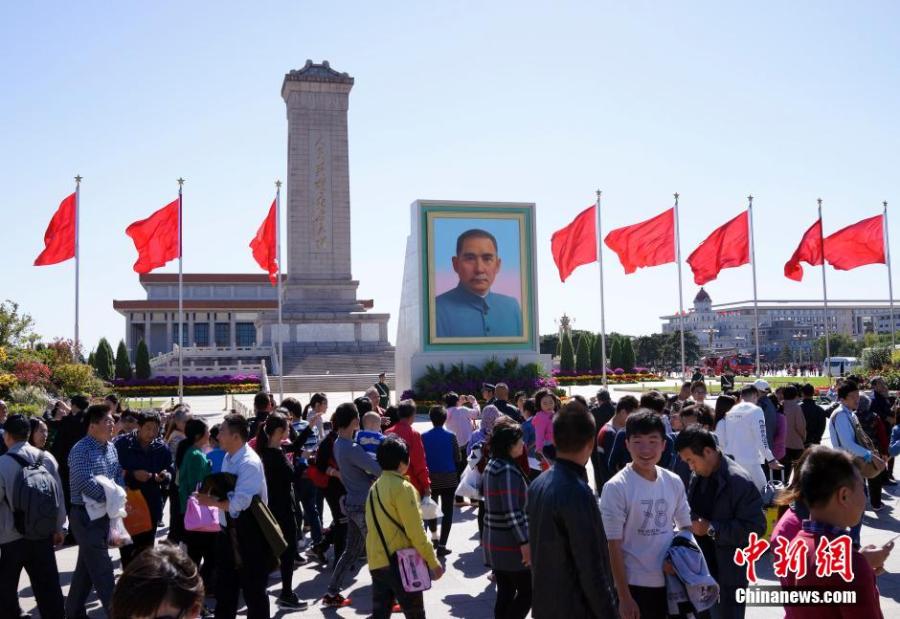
[[600, 409, 692, 619]]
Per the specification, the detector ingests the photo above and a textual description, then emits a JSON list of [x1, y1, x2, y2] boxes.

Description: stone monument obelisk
[[258, 61, 393, 377]]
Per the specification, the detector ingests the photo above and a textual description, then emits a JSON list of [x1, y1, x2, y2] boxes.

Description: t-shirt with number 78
[[599, 464, 692, 587]]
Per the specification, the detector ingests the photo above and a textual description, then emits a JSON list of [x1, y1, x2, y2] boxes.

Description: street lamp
[[793, 332, 808, 366], [701, 328, 719, 352]]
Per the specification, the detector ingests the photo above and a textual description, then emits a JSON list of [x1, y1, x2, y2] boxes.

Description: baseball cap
[[753, 379, 771, 392]]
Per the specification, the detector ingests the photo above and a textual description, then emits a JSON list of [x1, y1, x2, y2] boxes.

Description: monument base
[[257, 308, 394, 376]]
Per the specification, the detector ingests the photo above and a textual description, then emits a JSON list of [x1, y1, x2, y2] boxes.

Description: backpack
[[5, 452, 62, 540]]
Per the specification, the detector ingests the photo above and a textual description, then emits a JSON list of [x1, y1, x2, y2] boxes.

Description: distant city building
[[661, 288, 900, 360]]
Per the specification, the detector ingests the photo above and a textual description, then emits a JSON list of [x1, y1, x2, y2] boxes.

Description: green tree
[[575, 333, 592, 372], [591, 333, 606, 372], [778, 343, 792, 364], [621, 337, 635, 372], [559, 331, 575, 372], [93, 337, 115, 381], [812, 333, 861, 361], [87, 350, 96, 368], [0, 300, 36, 348], [608, 336, 623, 370], [135, 339, 152, 379], [114, 339, 133, 380]]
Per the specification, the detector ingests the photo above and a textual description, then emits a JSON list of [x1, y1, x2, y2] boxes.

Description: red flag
[[34, 193, 77, 266], [250, 200, 278, 286], [824, 214, 885, 271], [784, 219, 823, 281], [551, 205, 597, 282], [686, 211, 749, 285], [125, 199, 180, 274], [604, 208, 675, 274]]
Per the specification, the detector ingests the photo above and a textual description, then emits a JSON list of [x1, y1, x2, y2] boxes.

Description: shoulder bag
[[369, 486, 432, 593]]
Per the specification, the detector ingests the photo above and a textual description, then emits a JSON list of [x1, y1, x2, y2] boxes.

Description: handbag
[[123, 488, 153, 536], [831, 410, 886, 479], [454, 465, 483, 501], [369, 487, 432, 593], [250, 496, 288, 559], [184, 494, 221, 533]]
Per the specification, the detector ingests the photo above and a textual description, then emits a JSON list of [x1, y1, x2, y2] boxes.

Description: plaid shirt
[[68, 435, 123, 505], [801, 519, 847, 538]]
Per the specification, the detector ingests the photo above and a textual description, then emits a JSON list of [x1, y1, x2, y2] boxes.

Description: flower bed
[[554, 372, 662, 386], [111, 374, 260, 397]]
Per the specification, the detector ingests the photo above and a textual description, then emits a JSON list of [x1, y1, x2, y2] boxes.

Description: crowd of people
[[0, 371, 898, 618]]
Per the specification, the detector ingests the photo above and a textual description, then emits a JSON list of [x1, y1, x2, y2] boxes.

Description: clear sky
[[3, 2, 900, 352]]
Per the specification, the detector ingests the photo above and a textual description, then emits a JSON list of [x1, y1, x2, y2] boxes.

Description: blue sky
[[3, 2, 900, 351]]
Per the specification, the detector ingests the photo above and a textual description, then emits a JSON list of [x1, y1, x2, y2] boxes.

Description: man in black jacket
[[800, 383, 827, 446], [675, 426, 766, 619], [527, 401, 617, 618], [492, 383, 523, 423], [49, 394, 90, 520]]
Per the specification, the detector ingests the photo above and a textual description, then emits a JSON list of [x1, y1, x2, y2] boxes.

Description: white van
[[822, 356, 861, 376]]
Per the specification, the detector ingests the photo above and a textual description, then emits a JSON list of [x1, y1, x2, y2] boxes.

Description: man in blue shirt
[[435, 228, 522, 338], [65, 404, 123, 618]]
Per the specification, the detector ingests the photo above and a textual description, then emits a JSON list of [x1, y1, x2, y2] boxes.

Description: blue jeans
[[65, 505, 115, 617], [295, 476, 323, 544]]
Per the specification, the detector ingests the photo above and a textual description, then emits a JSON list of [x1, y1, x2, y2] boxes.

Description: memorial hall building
[[662, 288, 900, 360]]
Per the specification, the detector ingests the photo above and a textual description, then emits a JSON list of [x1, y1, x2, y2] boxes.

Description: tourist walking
[[323, 403, 382, 608], [715, 385, 782, 492], [829, 381, 885, 545], [65, 404, 124, 618], [386, 400, 431, 497], [528, 401, 617, 618], [0, 414, 66, 619], [675, 426, 766, 619], [177, 418, 217, 596], [255, 412, 309, 610], [532, 388, 558, 458], [116, 411, 173, 565], [601, 410, 692, 619], [366, 436, 444, 618], [196, 413, 271, 619], [800, 383, 827, 446], [778, 446, 887, 618], [782, 385, 806, 471], [49, 393, 89, 520], [422, 405, 461, 555], [483, 418, 531, 619]]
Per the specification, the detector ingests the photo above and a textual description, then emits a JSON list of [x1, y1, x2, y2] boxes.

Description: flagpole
[[177, 178, 185, 404], [884, 201, 896, 351], [276, 180, 284, 401], [74, 175, 82, 359], [748, 195, 761, 376], [596, 190, 608, 388], [818, 199, 831, 377], [674, 192, 686, 380]]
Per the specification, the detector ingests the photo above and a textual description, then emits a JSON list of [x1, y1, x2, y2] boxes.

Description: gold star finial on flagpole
[[74, 174, 82, 184], [177, 177, 185, 187]]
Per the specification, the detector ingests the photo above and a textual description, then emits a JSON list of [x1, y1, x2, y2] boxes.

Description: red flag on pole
[[34, 193, 76, 266], [784, 219, 823, 281], [604, 207, 675, 274], [551, 205, 597, 282], [125, 199, 180, 274], [250, 200, 278, 286], [824, 214, 885, 271], [686, 211, 750, 285]]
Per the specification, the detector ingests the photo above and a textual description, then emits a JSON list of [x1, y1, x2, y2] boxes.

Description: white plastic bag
[[107, 517, 133, 548], [420, 496, 440, 520], [455, 465, 483, 501]]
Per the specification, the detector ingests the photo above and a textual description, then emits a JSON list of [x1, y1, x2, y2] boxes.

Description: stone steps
[[279, 351, 395, 376]]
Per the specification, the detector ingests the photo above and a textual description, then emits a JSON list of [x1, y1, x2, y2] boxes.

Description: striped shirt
[[68, 435, 123, 505]]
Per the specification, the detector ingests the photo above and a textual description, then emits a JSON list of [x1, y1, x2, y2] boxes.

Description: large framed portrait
[[421, 202, 536, 349]]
